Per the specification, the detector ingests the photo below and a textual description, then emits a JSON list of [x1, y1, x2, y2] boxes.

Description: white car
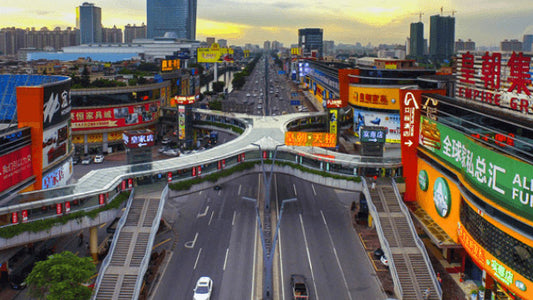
[[193, 277, 212, 300], [94, 155, 104, 163], [163, 149, 180, 157], [81, 156, 92, 165]]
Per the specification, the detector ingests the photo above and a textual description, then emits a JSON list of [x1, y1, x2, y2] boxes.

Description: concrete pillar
[[90, 226, 99, 261]]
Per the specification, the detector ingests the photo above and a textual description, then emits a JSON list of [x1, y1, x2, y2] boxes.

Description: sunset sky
[[0, 0, 532, 47]]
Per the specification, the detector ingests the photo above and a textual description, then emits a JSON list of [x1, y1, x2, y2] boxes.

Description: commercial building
[[124, 24, 147, 44], [298, 28, 323, 58], [429, 14, 455, 62], [455, 39, 476, 52], [76, 2, 102, 44], [523, 34, 533, 52], [147, 0, 197, 40], [501, 39, 523, 52], [409, 22, 424, 58]]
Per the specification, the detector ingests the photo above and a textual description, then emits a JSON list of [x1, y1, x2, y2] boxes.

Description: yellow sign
[[161, 59, 180, 72], [291, 47, 301, 56], [197, 43, 234, 63], [329, 109, 338, 135], [244, 50, 250, 58], [285, 132, 336, 148], [348, 86, 401, 110]]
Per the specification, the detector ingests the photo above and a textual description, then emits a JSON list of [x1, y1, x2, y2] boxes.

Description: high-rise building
[[76, 2, 102, 44], [323, 40, 335, 56], [298, 28, 323, 58], [124, 24, 146, 43], [522, 34, 533, 52], [500, 39, 522, 52], [429, 14, 455, 61], [0, 27, 26, 55], [264, 41, 271, 50], [102, 26, 123, 43], [409, 22, 424, 58], [147, 0, 197, 40], [218, 39, 227, 48], [455, 39, 475, 52]]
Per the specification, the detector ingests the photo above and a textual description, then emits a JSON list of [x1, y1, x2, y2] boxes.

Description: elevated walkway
[[366, 178, 442, 300]]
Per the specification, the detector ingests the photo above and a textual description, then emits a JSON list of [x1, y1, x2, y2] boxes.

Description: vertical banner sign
[[21, 210, 28, 223], [218, 161, 222, 170], [178, 105, 186, 140], [56, 203, 62, 215], [167, 172, 172, 183], [12, 212, 18, 224], [222, 159, 226, 169], [237, 155, 241, 162], [121, 180, 127, 190], [99, 194, 105, 205], [198, 166, 202, 176], [128, 178, 133, 188], [192, 167, 197, 177], [241, 153, 245, 161], [329, 109, 338, 135], [65, 202, 71, 213], [263, 151, 268, 159]]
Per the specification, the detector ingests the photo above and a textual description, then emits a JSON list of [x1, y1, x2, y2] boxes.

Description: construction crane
[[440, 7, 457, 16], [412, 12, 424, 22]]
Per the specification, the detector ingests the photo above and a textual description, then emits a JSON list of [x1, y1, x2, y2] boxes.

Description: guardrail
[[92, 188, 135, 299], [361, 177, 403, 299], [392, 178, 442, 299]]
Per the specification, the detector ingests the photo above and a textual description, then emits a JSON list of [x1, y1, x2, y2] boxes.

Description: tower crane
[[412, 12, 424, 22], [440, 7, 457, 16]]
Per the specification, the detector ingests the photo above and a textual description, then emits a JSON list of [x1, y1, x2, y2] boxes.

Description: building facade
[[523, 34, 533, 52], [102, 26, 123, 44], [409, 22, 424, 58], [124, 24, 147, 44], [429, 15, 455, 62], [455, 39, 476, 52], [298, 28, 323, 58], [147, 0, 197, 40], [0, 27, 79, 56], [76, 2, 102, 44], [501, 39, 523, 52]]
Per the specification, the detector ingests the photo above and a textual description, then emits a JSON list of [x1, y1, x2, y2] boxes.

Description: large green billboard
[[420, 116, 533, 221]]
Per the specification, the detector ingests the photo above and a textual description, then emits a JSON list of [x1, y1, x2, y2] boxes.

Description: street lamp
[[250, 143, 284, 211]]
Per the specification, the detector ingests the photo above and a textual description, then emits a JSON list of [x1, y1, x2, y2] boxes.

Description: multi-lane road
[[153, 174, 385, 299]]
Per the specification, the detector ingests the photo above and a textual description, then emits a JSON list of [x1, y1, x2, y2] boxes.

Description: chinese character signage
[[285, 132, 337, 148], [171, 95, 196, 106], [326, 99, 343, 108], [197, 43, 234, 63], [0, 145, 33, 194], [359, 126, 387, 143], [349, 86, 400, 110], [420, 115, 533, 220], [329, 109, 338, 135], [353, 108, 401, 143], [456, 51, 533, 116], [70, 100, 160, 131], [161, 59, 180, 72], [123, 130, 155, 149]]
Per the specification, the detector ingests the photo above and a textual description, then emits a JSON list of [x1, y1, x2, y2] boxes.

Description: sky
[[1, 0, 533, 47]]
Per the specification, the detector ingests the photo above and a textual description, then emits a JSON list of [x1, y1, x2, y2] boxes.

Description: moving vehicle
[[94, 154, 104, 163], [193, 276, 213, 300], [290, 274, 309, 299], [73, 156, 81, 165], [81, 156, 92, 165], [162, 148, 180, 157]]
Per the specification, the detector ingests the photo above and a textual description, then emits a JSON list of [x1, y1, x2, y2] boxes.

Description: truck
[[290, 274, 309, 299]]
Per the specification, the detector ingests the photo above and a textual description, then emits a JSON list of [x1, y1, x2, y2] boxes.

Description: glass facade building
[[147, 0, 197, 40], [76, 2, 102, 44], [298, 28, 323, 58]]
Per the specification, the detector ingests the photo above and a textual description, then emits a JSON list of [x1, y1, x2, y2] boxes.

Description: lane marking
[[299, 214, 319, 300], [223, 248, 229, 271], [321, 210, 353, 300], [184, 232, 198, 249], [99, 223, 107, 229], [238, 184, 242, 196], [152, 238, 171, 250], [193, 248, 202, 270], [232, 211, 237, 226], [208, 211, 215, 226], [150, 252, 174, 300], [197, 206, 209, 218], [312, 184, 317, 196], [293, 183, 297, 196]]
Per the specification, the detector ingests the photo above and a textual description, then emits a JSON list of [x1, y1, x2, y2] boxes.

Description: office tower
[[76, 2, 102, 44], [147, 0, 197, 40], [264, 41, 271, 50], [298, 28, 323, 58], [522, 34, 533, 52], [429, 14, 455, 61], [323, 40, 335, 56], [500, 39, 523, 52], [409, 22, 424, 58], [124, 24, 147, 43]]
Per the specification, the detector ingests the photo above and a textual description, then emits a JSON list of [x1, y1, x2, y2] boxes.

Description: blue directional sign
[[290, 100, 301, 106], [278, 71, 285, 75]]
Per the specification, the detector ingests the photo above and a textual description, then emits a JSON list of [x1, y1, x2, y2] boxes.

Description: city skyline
[[0, 0, 532, 47]]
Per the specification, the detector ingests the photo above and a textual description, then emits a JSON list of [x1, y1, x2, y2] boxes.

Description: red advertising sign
[[284, 132, 337, 148], [167, 172, 172, 183], [99, 194, 105, 205], [326, 99, 343, 108], [123, 130, 155, 149], [21, 210, 28, 223], [56, 203, 62, 215], [0, 145, 33, 194], [128, 178, 133, 188], [11, 212, 18, 224], [121, 180, 127, 190], [197, 166, 202, 176], [171, 95, 196, 105], [70, 100, 160, 131], [65, 202, 71, 213], [263, 151, 268, 159], [192, 167, 197, 177], [222, 159, 226, 169]]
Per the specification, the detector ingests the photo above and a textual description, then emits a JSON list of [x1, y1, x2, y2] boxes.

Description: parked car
[[193, 276, 213, 300], [94, 154, 104, 163], [162, 149, 180, 157], [81, 156, 92, 165], [161, 137, 172, 145]]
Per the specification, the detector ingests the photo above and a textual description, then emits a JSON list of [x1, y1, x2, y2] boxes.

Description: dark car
[[214, 185, 221, 191]]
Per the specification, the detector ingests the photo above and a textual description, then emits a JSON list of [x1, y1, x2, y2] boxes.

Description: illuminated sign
[[171, 95, 196, 106], [42, 121, 69, 168], [329, 109, 338, 135], [161, 59, 180, 72], [178, 106, 186, 140], [0, 145, 33, 194], [456, 51, 533, 115], [359, 126, 387, 143], [197, 43, 234, 63], [42, 158, 73, 189], [354, 108, 400, 143], [326, 99, 343, 108], [433, 177, 451, 218], [291, 47, 301, 56], [285, 132, 336, 148], [349, 86, 400, 110], [122, 130, 155, 149], [70, 100, 160, 131]]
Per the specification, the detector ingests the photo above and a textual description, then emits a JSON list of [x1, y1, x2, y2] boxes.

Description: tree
[[212, 81, 225, 93], [26, 251, 96, 300]]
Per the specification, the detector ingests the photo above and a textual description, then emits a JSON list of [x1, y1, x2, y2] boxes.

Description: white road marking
[[197, 206, 209, 218], [299, 214, 319, 300], [252, 210, 258, 300], [232, 211, 237, 226], [223, 248, 229, 271], [293, 183, 297, 196], [238, 184, 242, 195], [208, 211, 215, 226], [184, 232, 199, 249], [321, 210, 352, 300], [312, 184, 317, 196], [193, 248, 202, 270]]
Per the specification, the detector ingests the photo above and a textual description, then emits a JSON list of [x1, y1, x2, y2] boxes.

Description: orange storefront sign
[[285, 132, 336, 148], [348, 86, 400, 110]]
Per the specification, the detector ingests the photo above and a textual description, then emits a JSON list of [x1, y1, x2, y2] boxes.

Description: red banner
[[70, 100, 160, 131], [56, 203, 62, 215], [128, 178, 133, 188], [99, 194, 105, 205], [167, 172, 172, 182], [11, 212, 18, 224], [0, 145, 33, 194], [65, 202, 71, 213], [21, 210, 28, 223], [121, 180, 127, 190]]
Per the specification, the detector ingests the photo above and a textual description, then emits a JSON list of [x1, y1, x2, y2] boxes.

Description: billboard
[[359, 126, 387, 143], [349, 86, 401, 110], [285, 132, 336, 148], [71, 100, 160, 131], [353, 108, 401, 143], [455, 51, 533, 116], [329, 109, 338, 135], [161, 59, 180, 72], [123, 130, 155, 149], [0, 145, 33, 193], [171, 95, 197, 106], [42, 121, 70, 169], [178, 106, 186, 140], [42, 157, 73, 189], [197, 43, 234, 63], [420, 115, 533, 221], [42, 79, 72, 129]]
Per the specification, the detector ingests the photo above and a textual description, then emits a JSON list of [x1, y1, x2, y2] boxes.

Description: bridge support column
[[90, 226, 98, 261]]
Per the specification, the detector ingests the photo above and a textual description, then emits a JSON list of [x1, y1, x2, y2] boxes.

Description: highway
[[152, 174, 386, 299]]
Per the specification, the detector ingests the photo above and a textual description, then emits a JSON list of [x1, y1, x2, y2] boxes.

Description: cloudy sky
[[1, 0, 532, 47]]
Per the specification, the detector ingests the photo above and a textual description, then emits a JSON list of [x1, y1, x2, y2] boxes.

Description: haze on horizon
[[0, 0, 532, 48]]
